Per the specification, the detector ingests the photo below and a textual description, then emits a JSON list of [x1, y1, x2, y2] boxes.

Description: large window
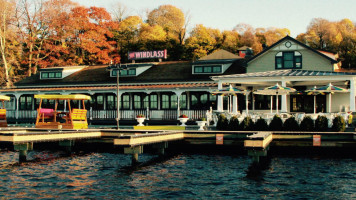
[[106, 94, 116, 110], [112, 68, 136, 76], [41, 71, 62, 79], [254, 95, 280, 110], [190, 92, 217, 110], [179, 93, 187, 109], [121, 94, 130, 110], [132, 93, 158, 110], [19, 95, 33, 110], [133, 94, 142, 109], [194, 65, 222, 74], [161, 93, 177, 110], [150, 94, 158, 109], [275, 51, 302, 69], [91, 94, 104, 110]]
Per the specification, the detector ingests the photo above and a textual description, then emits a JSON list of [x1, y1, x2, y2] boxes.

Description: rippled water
[[0, 149, 355, 199]]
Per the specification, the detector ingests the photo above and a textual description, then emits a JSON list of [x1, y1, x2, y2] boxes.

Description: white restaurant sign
[[128, 50, 167, 60]]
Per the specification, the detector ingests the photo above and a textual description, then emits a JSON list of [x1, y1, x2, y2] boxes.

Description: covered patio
[[210, 69, 356, 124]]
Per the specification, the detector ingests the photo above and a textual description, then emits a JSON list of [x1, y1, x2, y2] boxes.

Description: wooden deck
[[0, 127, 355, 163]]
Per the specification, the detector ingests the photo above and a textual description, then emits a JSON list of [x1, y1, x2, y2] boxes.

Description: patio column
[[174, 90, 183, 119], [245, 92, 249, 114], [217, 81, 223, 112], [281, 81, 287, 113], [232, 96, 238, 115], [350, 78, 355, 112], [14, 94, 20, 120]]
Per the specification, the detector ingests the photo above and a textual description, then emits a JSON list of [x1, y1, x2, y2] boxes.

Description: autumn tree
[[34, 0, 78, 68], [110, 2, 130, 22], [220, 30, 240, 54], [113, 15, 143, 63], [0, 0, 17, 87], [298, 18, 356, 69], [67, 6, 118, 65], [147, 5, 185, 41], [185, 24, 218, 60], [234, 23, 261, 53]]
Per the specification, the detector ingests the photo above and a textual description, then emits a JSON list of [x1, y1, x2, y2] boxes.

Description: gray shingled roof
[[211, 69, 356, 79], [15, 60, 246, 87]]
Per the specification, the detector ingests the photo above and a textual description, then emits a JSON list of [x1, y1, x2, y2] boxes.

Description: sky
[[73, 0, 356, 37]]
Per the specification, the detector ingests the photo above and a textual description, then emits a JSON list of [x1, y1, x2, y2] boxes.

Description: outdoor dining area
[[210, 82, 352, 128]]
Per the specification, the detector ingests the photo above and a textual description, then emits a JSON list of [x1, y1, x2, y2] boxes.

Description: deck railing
[[7, 109, 207, 121]]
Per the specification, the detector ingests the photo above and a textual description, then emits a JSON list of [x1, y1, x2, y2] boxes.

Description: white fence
[[7, 109, 207, 121]]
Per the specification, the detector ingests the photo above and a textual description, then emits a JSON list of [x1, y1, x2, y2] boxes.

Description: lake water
[[0, 147, 355, 199]]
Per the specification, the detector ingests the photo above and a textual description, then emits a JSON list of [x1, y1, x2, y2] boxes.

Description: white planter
[[136, 117, 145, 126], [178, 118, 189, 126], [196, 121, 206, 131]]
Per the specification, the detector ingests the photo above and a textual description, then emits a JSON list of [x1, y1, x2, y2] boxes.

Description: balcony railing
[[7, 109, 207, 121]]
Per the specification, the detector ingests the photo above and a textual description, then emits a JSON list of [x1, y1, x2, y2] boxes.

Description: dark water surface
[[0, 149, 355, 199]]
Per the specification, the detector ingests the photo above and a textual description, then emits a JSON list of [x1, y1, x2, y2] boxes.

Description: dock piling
[[152, 142, 168, 156], [59, 140, 75, 155], [14, 143, 33, 162], [124, 146, 143, 166]]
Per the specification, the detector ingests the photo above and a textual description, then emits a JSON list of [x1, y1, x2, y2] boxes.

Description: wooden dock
[[0, 127, 355, 164]]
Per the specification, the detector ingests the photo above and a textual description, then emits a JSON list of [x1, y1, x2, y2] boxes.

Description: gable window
[[41, 71, 62, 79], [112, 68, 136, 76], [275, 51, 302, 69], [194, 65, 222, 74]]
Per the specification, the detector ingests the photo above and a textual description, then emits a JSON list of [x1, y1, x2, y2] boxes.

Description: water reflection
[[0, 149, 354, 199]]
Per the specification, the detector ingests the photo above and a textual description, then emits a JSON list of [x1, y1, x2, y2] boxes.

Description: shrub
[[332, 115, 346, 132], [299, 116, 314, 131], [240, 116, 254, 131], [254, 117, 268, 131], [315, 115, 328, 132], [228, 116, 239, 131], [216, 114, 229, 130], [283, 117, 300, 131], [269, 115, 283, 131]]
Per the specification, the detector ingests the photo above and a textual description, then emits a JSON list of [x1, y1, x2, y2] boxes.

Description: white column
[[245, 92, 249, 115], [217, 81, 223, 112], [232, 96, 238, 114], [350, 78, 355, 112], [281, 81, 287, 113], [174, 90, 183, 119], [14, 94, 21, 120]]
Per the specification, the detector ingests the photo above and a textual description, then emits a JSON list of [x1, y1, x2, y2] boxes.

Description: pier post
[[248, 149, 267, 164], [152, 142, 168, 156], [124, 146, 143, 166], [14, 143, 33, 162], [19, 150, 28, 162], [59, 140, 75, 155]]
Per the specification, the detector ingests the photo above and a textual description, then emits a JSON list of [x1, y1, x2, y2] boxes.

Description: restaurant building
[[1, 36, 355, 125]]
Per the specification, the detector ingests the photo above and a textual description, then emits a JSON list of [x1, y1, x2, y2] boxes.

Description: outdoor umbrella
[[313, 83, 348, 113], [305, 86, 325, 114], [211, 85, 249, 114], [254, 83, 296, 114]]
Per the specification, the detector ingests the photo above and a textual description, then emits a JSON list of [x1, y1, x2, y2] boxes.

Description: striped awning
[[211, 84, 248, 96], [313, 83, 348, 93], [254, 83, 296, 95]]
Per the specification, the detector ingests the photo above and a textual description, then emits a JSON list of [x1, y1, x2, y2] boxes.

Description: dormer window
[[275, 51, 302, 69], [41, 71, 62, 79], [111, 68, 136, 76], [193, 65, 222, 74]]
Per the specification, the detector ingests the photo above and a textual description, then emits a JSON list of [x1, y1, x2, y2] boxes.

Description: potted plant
[[135, 114, 145, 126], [178, 114, 189, 126], [196, 117, 207, 131]]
